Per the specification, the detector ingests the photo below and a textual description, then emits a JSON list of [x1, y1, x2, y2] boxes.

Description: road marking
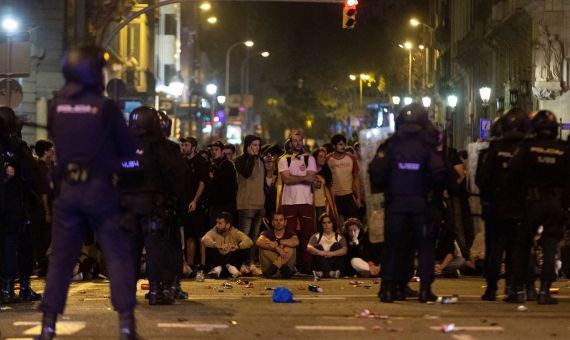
[[157, 323, 229, 332], [68, 282, 98, 295], [429, 326, 504, 332], [14, 321, 86, 335], [187, 296, 241, 300], [452, 335, 478, 340], [295, 296, 346, 300], [296, 325, 366, 331]]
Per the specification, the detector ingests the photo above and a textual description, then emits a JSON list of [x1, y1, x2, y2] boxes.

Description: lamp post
[[240, 51, 269, 95], [225, 40, 254, 115], [1, 16, 20, 108], [447, 95, 458, 147], [403, 96, 413, 105], [479, 86, 491, 118], [348, 73, 371, 109], [410, 18, 435, 89], [206, 83, 218, 137]]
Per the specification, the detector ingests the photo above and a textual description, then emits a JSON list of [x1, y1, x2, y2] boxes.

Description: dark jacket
[[208, 156, 237, 208]]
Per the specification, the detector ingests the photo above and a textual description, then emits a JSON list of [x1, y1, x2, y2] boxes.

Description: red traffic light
[[342, 5, 357, 29], [346, 0, 358, 6]]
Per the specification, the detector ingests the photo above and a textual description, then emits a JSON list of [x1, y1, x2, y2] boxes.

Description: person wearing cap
[[235, 134, 265, 275], [180, 136, 210, 276], [207, 140, 238, 225]]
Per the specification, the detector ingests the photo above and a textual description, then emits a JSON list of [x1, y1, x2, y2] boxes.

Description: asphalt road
[[1, 276, 569, 339]]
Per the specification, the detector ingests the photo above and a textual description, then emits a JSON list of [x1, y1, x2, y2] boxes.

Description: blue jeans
[[238, 208, 265, 263]]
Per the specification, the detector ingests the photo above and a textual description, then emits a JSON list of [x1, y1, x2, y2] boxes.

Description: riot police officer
[[0, 106, 41, 304], [38, 46, 138, 340], [477, 108, 530, 302], [509, 110, 570, 304], [373, 103, 446, 303], [120, 106, 184, 305], [157, 110, 189, 300]]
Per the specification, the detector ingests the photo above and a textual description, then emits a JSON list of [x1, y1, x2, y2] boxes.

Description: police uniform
[[0, 107, 41, 304], [509, 110, 570, 304], [38, 46, 138, 340], [476, 108, 529, 302], [374, 104, 446, 303], [119, 106, 185, 305]]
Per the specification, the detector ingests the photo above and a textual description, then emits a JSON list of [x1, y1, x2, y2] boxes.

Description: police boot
[[1, 278, 19, 304], [503, 285, 525, 303], [118, 311, 139, 340], [172, 278, 188, 300], [481, 287, 497, 301], [19, 276, 42, 302], [393, 283, 406, 301], [537, 281, 558, 305], [161, 281, 175, 305], [35, 312, 57, 340], [379, 282, 394, 303], [419, 285, 437, 303], [405, 284, 419, 298], [147, 281, 164, 306]]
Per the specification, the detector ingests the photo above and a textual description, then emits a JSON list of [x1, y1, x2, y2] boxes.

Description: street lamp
[[217, 95, 226, 105], [422, 96, 431, 108], [349, 74, 357, 81], [479, 86, 491, 118], [199, 2, 211, 11], [447, 95, 458, 147], [1, 17, 19, 32], [207, 16, 217, 24], [404, 96, 413, 105], [206, 83, 218, 137], [241, 50, 270, 94], [225, 40, 254, 114], [392, 96, 401, 105], [349, 73, 372, 109]]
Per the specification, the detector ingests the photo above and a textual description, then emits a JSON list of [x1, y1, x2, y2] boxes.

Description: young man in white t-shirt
[[326, 134, 361, 224], [277, 129, 317, 273]]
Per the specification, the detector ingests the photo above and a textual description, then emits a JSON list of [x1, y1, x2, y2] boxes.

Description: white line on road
[[429, 326, 504, 332], [452, 335, 478, 340], [296, 325, 366, 331], [157, 323, 229, 332], [14, 321, 87, 335]]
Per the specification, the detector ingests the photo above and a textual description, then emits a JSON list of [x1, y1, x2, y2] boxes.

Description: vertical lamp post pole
[[225, 40, 254, 115], [206, 83, 218, 138], [447, 95, 458, 148]]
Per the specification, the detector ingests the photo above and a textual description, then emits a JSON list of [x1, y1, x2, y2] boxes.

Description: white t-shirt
[[278, 154, 317, 205]]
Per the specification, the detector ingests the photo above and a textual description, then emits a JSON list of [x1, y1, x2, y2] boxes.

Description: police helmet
[[61, 46, 106, 90], [0, 106, 18, 138], [531, 110, 558, 137], [129, 106, 162, 137], [396, 103, 429, 129], [500, 107, 529, 134], [157, 110, 172, 137]]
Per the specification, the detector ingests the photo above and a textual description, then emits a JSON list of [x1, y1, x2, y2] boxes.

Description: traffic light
[[342, 0, 357, 29]]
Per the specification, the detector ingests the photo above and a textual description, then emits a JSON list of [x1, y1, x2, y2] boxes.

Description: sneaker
[[328, 270, 341, 278], [240, 264, 252, 276], [195, 270, 205, 282], [208, 266, 222, 279], [264, 264, 279, 278], [280, 265, 295, 279], [314, 271, 324, 279], [227, 265, 240, 279], [249, 264, 263, 276]]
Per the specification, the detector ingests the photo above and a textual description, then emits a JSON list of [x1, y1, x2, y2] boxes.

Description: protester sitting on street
[[256, 212, 299, 278], [201, 212, 253, 279], [344, 218, 381, 278], [307, 213, 347, 278], [434, 226, 465, 278]]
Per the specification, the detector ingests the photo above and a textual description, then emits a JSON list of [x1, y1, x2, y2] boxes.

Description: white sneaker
[[227, 265, 240, 279], [314, 271, 324, 279], [208, 266, 222, 279], [249, 264, 263, 276], [240, 264, 251, 275]]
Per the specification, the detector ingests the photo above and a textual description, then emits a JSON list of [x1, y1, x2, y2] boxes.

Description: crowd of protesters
[[2, 108, 569, 309]]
